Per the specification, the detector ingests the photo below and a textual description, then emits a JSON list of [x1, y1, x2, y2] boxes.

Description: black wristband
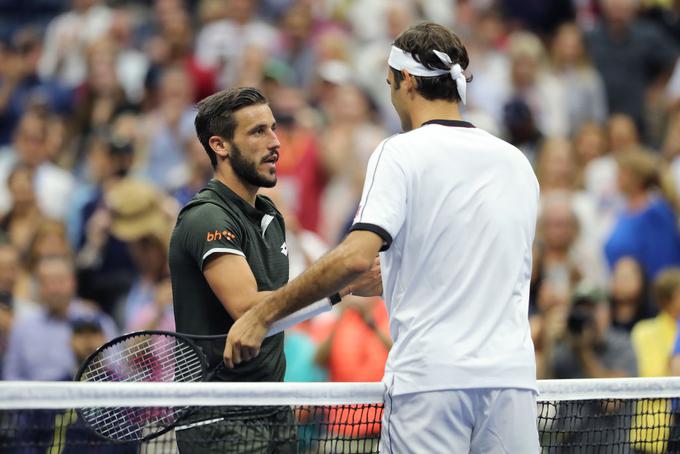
[[329, 292, 342, 305]]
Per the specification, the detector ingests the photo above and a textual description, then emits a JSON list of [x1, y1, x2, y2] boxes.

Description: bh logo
[[280, 243, 288, 256], [207, 230, 236, 242]]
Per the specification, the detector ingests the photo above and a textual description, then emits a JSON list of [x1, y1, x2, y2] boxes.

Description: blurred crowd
[[0, 0, 679, 406]]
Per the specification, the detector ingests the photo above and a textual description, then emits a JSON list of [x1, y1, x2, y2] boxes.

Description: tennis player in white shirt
[[224, 22, 540, 453]]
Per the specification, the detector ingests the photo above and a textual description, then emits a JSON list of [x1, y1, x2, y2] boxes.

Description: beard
[[229, 142, 277, 188]]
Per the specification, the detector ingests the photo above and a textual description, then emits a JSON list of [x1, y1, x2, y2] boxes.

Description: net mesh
[[2, 379, 680, 453]]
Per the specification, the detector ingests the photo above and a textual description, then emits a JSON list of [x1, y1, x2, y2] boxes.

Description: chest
[[240, 217, 289, 291]]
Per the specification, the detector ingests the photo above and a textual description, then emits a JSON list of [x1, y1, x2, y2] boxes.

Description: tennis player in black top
[[169, 87, 381, 453]]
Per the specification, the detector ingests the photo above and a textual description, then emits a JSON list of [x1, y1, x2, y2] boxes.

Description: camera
[[566, 294, 596, 335], [567, 305, 593, 335]]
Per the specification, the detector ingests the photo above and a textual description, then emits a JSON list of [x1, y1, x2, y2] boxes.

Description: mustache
[[261, 151, 279, 163]]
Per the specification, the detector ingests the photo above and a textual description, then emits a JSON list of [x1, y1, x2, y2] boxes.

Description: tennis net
[[2, 378, 680, 453]]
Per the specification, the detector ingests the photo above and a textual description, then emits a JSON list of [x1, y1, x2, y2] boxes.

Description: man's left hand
[[223, 307, 269, 368], [346, 256, 382, 297]]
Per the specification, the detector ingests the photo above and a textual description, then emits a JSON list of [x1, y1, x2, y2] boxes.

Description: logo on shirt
[[207, 230, 236, 242], [280, 242, 288, 256]]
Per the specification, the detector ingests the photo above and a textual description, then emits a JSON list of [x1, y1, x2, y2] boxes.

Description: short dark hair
[[391, 22, 472, 102], [194, 87, 268, 168]]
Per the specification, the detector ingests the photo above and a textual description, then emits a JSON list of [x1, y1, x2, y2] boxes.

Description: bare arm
[[203, 253, 271, 320], [223, 230, 383, 367]]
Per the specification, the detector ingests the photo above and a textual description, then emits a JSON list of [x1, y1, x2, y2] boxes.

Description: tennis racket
[[74, 298, 336, 443]]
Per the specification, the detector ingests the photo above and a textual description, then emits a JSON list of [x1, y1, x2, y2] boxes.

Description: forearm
[[578, 348, 629, 379], [254, 243, 371, 327]]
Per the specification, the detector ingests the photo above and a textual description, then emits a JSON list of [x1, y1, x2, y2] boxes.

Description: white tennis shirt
[[350, 120, 539, 396]]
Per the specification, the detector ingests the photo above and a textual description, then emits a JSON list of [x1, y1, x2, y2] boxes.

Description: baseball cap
[[70, 314, 104, 333]]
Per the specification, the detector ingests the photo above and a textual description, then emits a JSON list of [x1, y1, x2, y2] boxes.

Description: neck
[[627, 192, 649, 211], [214, 166, 258, 206], [12, 203, 35, 217], [544, 248, 570, 262], [408, 98, 463, 130]]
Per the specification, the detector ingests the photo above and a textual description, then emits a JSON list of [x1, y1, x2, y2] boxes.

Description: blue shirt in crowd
[[604, 197, 680, 279], [2, 300, 117, 381]]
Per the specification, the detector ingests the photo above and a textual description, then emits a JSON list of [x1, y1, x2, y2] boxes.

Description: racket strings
[[78, 333, 205, 441]]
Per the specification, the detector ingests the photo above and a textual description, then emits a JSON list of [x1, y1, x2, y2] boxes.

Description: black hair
[[194, 87, 268, 168], [391, 22, 472, 102]]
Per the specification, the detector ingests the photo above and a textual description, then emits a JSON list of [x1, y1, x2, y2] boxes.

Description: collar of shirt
[[421, 119, 475, 128], [208, 179, 277, 224]]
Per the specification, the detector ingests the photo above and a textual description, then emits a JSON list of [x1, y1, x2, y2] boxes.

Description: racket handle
[[266, 299, 333, 336]]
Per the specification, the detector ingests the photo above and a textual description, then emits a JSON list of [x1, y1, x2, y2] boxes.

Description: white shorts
[[380, 387, 539, 454]]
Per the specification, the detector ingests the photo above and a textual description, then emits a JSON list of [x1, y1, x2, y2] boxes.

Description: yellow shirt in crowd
[[630, 311, 677, 453]]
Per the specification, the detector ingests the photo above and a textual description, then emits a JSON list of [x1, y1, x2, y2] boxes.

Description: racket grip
[[266, 299, 333, 336]]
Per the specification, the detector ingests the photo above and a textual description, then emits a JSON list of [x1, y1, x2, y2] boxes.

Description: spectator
[[549, 22, 608, 136], [144, 5, 216, 104], [72, 133, 136, 316], [0, 27, 73, 145], [127, 277, 174, 332], [0, 110, 75, 220], [353, 1, 415, 131], [72, 38, 137, 157], [315, 297, 391, 382], [631, 267, 680, 452], [195, 0, 277, 88], [604, 149, 680, 279], [500, 0, 575, 35], [138, 66, 196, 191], [583, 113, 640, 233], [105, 178, 173, 329], [574, 121, 608, 171], [319, 83, 386, 241], [0, 164, 47, 258], [314, 297, 390, 449], [544, 288, 638, 449], [531, 191, 588, 310], [22, 220, 74, 301], [38, 0, 113, 87], [549, 290, 637, 379], [0, 240, 26, 377], [632, 267, 680, 377], [503, 31, 569, 141], [106, 7, 149, 105], [2, 255, 116, 380], [273, 2, 318, 90], [465, 8, 510, 131], [267, 86, 330, 234], [586, 0, 678, 135], [610, 257, 655, 332], [171, 135, 214, 207], [535, 140, 606, 286]]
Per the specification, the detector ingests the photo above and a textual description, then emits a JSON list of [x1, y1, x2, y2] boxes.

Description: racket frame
[[74, 330, 220, 443]]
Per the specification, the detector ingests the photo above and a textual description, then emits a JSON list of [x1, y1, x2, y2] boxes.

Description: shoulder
[[11, 307, 44, 332], [631, 318, 659, 342], [180, 201, 242, 229]]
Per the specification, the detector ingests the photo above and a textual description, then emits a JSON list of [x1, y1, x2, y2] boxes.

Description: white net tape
[[3, 377, 680, 409]]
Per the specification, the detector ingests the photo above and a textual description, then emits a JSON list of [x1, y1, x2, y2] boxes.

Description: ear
[[208, 136, 230, 161], [401, 70, 417, 96]]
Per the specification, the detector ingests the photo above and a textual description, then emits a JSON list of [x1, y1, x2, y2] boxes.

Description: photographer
[[550, 289, 637, 379]]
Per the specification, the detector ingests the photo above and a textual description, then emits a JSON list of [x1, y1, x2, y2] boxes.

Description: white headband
[[387, 45, 466, 104]]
